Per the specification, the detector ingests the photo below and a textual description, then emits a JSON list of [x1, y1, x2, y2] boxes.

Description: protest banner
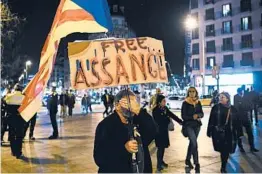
[[68, 37, 168, 89]]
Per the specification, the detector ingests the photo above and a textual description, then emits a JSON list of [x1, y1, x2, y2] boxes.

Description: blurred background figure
[[59, 89, 68, 118]]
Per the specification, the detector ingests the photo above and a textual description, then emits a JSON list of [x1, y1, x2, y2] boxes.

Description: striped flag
[[18, 0, 113, 121]]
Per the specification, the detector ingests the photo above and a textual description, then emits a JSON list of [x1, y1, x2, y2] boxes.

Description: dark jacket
[[47, 92, 58, 113], [207, 104, 243, 153], [234, 94, 250, 124], [1, 97, 7, 117], [153, 106, 183, 148], [81, 96, 91, 106], [101, 94, 110, 105], [181, 99, 204, 127], [93, 109, 157, 173], [68, 94, 75, 108], [59, 93, 68, 106]]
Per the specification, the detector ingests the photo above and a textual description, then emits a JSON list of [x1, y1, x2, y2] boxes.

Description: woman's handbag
[[214, 108, 231, 141], [168, 118, 174, 131]]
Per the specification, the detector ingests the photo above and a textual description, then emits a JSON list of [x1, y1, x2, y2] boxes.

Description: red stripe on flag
[[57, 9, 94, 27]]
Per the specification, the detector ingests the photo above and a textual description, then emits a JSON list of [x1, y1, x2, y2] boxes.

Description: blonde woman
[[181, 87, 203, 173]]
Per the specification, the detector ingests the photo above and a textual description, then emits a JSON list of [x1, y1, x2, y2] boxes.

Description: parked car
[[166, 96, 183, 110], [199, 95, 212, 106]]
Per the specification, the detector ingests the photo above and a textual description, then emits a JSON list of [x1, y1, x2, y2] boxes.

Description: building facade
[[88, 4, 136, 40], [188, 0, 262, 96]]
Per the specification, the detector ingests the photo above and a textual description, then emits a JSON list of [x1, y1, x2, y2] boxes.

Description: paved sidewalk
[[1, 108, 262, 173]]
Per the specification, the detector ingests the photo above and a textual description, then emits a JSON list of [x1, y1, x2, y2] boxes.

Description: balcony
[[222, 61, 234, 68], [205, 31, 215, 37], [240, 59, 254, 66], [241, 42, 253, 49], [221, 27, 233, 35], [204, 0, 215, 5], [205, 15, 215, 21], [222, 45, 234, 52]]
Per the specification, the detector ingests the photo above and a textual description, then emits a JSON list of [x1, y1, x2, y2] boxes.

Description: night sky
[[8, 0, 189, 75]]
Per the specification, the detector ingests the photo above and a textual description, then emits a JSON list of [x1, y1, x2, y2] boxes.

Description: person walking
[[181, 87, 204, 173], [101, 90, 110, 117], [249, 86, 259, 125], [1, 88, 11, 145], [153, 94, 183, 172], [47, 87, 59, 139], [108, 91, 114, 114], [5, 84, 25, 159], [207, 92, 243, 173], [24, 113, 37, 141], [93, 90, 157, 173], [149, 88, 162, 111], [234, 88, 259, 152], [67, 90, 75, 117], [81, 94, 91, 114], [59, 90, 68, 117]]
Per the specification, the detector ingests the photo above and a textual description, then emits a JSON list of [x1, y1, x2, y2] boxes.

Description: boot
[[162, 161, 168, 168], [250, 147, 259, 152], [239, 147, 245, 153], [195, 164, 200, 173], [221, 168, 227, 173], [185, 160, 194, 169]]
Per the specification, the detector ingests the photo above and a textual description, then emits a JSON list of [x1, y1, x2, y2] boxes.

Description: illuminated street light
[[26, 60, 32, 66], [25, 60, 32, 85], [184, 15, 198, 30], [184, 15, 206, 95]]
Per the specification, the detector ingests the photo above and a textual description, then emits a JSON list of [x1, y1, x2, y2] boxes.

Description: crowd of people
[[1, 83, 261, 173], [94, 86, 260, 173]]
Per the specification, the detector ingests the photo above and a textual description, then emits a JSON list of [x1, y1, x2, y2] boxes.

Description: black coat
[[207, 104, 243, 153], [59, 94, 68, 106], [233, 94, 251, 124], [101, 94, 110, 105], [181, 100, 204, 127], [47, 92, 58, 113], [67, 94, 75, 108], [93, 110, 157, 173], [153, 106, 183, 148]]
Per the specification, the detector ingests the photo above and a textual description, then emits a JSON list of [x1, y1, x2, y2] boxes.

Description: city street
[[1, 104, 262, 173]]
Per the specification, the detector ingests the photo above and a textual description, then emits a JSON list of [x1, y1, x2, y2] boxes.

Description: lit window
[[222, 4, 231, 17], [241, 17, 252, 31], [222, 21, 232, 34]]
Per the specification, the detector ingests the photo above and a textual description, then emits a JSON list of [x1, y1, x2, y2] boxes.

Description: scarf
[[185, 97, 199, 106]]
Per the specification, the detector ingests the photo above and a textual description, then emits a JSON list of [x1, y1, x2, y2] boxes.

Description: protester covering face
[[114, 90, 140, 119]]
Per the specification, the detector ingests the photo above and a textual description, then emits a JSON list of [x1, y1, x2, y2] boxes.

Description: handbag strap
[[225, 108, 231, 125]]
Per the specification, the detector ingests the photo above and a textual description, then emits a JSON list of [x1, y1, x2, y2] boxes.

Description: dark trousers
[[103, 104, 109, 116], [1, 113, 9, 141], [49, 111, 58, 137], [220, 150, 229, 169], [157, 147, 165, 168], [109, 104, 114, 113], [24, 114, 37, 138], [186, 126, 200, 164], [250, 106, 258, 123], [68, 107, 73, 116], [238, 122, 254, 149], [9, 115, 25, 157]]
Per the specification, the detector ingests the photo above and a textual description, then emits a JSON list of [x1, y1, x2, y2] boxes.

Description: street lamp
[[185, 15, 206, 96], [25, 60, 32, 84]]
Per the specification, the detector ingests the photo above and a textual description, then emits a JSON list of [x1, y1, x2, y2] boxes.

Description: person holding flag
[[18, 0, 113, 122]]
